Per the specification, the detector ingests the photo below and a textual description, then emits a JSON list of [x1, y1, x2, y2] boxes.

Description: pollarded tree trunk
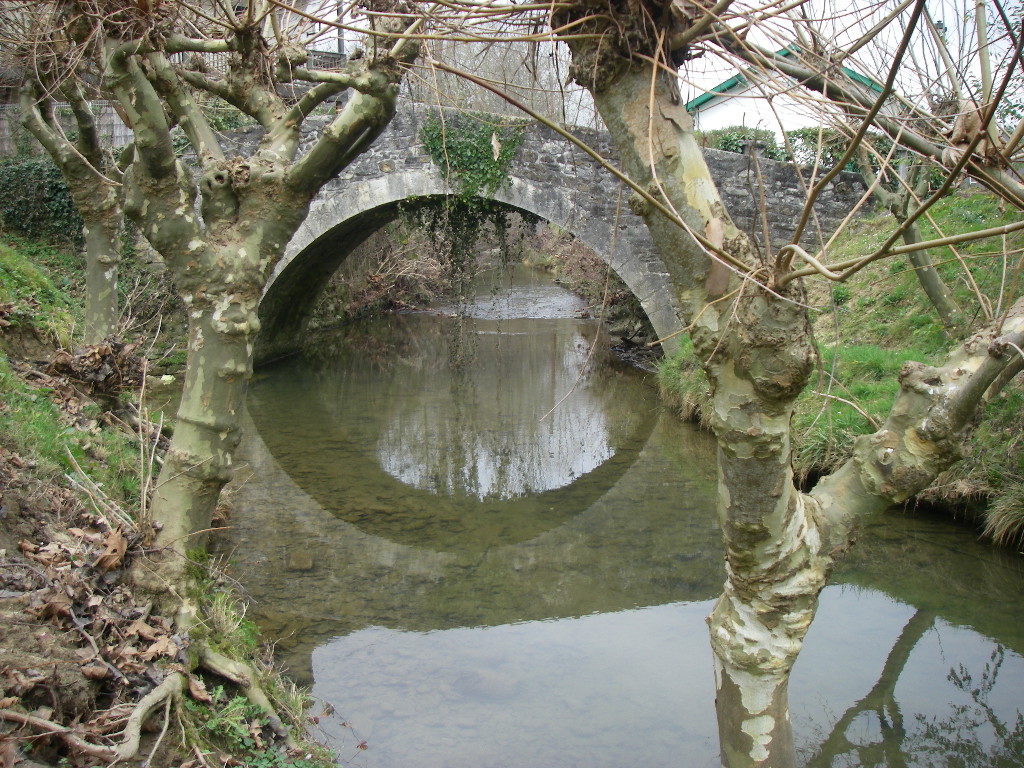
[[554, 3, 1024, 766], [552, 39, 824, 767], [97, 7, 420, 597], [138, 251, 271, 577], [128, 168, 312, 583]]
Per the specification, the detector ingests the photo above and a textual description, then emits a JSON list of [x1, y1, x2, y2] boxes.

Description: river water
[[218, 266, 1024, 767]]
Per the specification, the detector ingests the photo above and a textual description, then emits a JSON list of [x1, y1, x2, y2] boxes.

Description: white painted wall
[[689, 89, 827, 135]]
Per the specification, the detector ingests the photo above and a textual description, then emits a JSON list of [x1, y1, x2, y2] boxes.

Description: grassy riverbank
[[0, 235, 335, 767], [658, 189, 1024, 547]]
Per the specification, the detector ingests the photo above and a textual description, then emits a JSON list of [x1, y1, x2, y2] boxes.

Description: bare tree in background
[[856, 142, 966, 333], [18, 78, 128, 344]]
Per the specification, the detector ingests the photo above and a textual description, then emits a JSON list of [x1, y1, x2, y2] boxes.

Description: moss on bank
[[658, 190, 1024, 547]]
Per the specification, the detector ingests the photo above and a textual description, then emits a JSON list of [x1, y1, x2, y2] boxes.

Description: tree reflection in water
[[801, 609, 1023, 768], [225, 270, 1024, 767], [910, 645, 1024, 767]]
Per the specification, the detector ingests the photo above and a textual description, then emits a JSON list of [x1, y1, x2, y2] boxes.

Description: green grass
[[656, 336, 712, 425], [657, 190, 1024, 545], [985, 481, 1024, 548], [658, 341, 938, 480], [0, 349, 143, 504], [1, 231, 335, 765], [182, 686, 331, 768], [0, 238, 79, 348], [791, 344, 940, 479], [180, 552, 336, 768], [0, 235, 142, 504], [818, 192, 1022, 349]]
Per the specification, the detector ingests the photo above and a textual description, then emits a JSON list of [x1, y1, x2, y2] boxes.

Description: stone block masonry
[[237, 105, 868, 363]]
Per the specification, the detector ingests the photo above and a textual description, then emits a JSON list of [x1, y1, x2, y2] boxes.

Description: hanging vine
[[414, 111, 528, 309], [420, 110, 527, 200], [415, 111, 530, 365]]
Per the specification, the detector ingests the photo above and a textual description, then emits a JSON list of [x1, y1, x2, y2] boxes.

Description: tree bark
[[900, 220, 963, 332], [106, 15, 420, 594], [554, 5, 1024, 766], [554, 35, 821, 766], [20, 85, 123, 345], [856, 151, 964, 334], [81, 216, 122, 344], [141, 269, 261, 572]]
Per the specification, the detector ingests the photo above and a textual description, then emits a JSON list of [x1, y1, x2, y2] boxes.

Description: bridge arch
[[256, 167, 683, 363]]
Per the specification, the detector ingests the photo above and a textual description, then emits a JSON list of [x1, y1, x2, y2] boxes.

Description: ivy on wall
[[420, 111, 527, 200], [0, 158, 83, 245], [412, 112, 530, 323]]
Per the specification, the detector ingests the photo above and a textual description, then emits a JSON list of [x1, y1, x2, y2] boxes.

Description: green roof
[[684, 48, 883, 113], [686, 73, 749, 111]]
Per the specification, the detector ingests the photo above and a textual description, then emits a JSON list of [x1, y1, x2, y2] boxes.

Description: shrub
[[0, 158, 83, 244], [784, 126, 856, 170], [698, 126, 786, 161]]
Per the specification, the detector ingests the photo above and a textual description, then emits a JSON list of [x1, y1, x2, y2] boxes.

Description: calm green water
[[219, 267, 1024, 767]]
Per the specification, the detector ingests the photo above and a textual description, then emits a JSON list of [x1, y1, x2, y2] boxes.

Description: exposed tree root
[[196, 643, 295, 747], [0, 709, 118, 760], [0, 672, 184, 763], [111, 672, 185, 762]]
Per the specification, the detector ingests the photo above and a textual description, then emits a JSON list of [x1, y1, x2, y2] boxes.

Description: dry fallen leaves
[[140, 635, 179, 661], [80, 659, 110, 681], [187, 674, 213, 704], [93, 529, 127, 571], [0, 739, 18, 768]]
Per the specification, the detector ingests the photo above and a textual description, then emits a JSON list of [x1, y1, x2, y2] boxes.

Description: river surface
[[218, 266, 1024, 767]]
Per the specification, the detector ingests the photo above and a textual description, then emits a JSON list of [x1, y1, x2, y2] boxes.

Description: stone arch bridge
[[255, 106, 865, 363]]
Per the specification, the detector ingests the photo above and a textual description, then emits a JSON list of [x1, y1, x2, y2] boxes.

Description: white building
[[683, 50, 883, 137]]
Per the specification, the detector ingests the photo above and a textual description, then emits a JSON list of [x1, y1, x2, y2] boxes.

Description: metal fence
[[0, 46, 349, 157], [0, 101, 133, 156]]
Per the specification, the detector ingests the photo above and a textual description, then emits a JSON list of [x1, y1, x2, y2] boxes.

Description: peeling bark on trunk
[[559, 49, 821, 767], [142, 290, 257, 574], [103, 12, 419, 597], [125, 154, 315, 585], [555, 6, 1024, 765], [81, 218, 122, 344], [714, 664, 796, 768]]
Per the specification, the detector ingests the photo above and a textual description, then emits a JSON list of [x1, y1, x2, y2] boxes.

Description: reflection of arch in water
[[247, 313, 662, 551], [255, 170, 684, 363], [220, 404, 722, 682]]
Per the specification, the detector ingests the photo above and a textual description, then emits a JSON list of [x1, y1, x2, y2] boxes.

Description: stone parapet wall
[[1, 99, 866, 249], [253, 105, 867, 362], [288, 105, 866, 251]]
